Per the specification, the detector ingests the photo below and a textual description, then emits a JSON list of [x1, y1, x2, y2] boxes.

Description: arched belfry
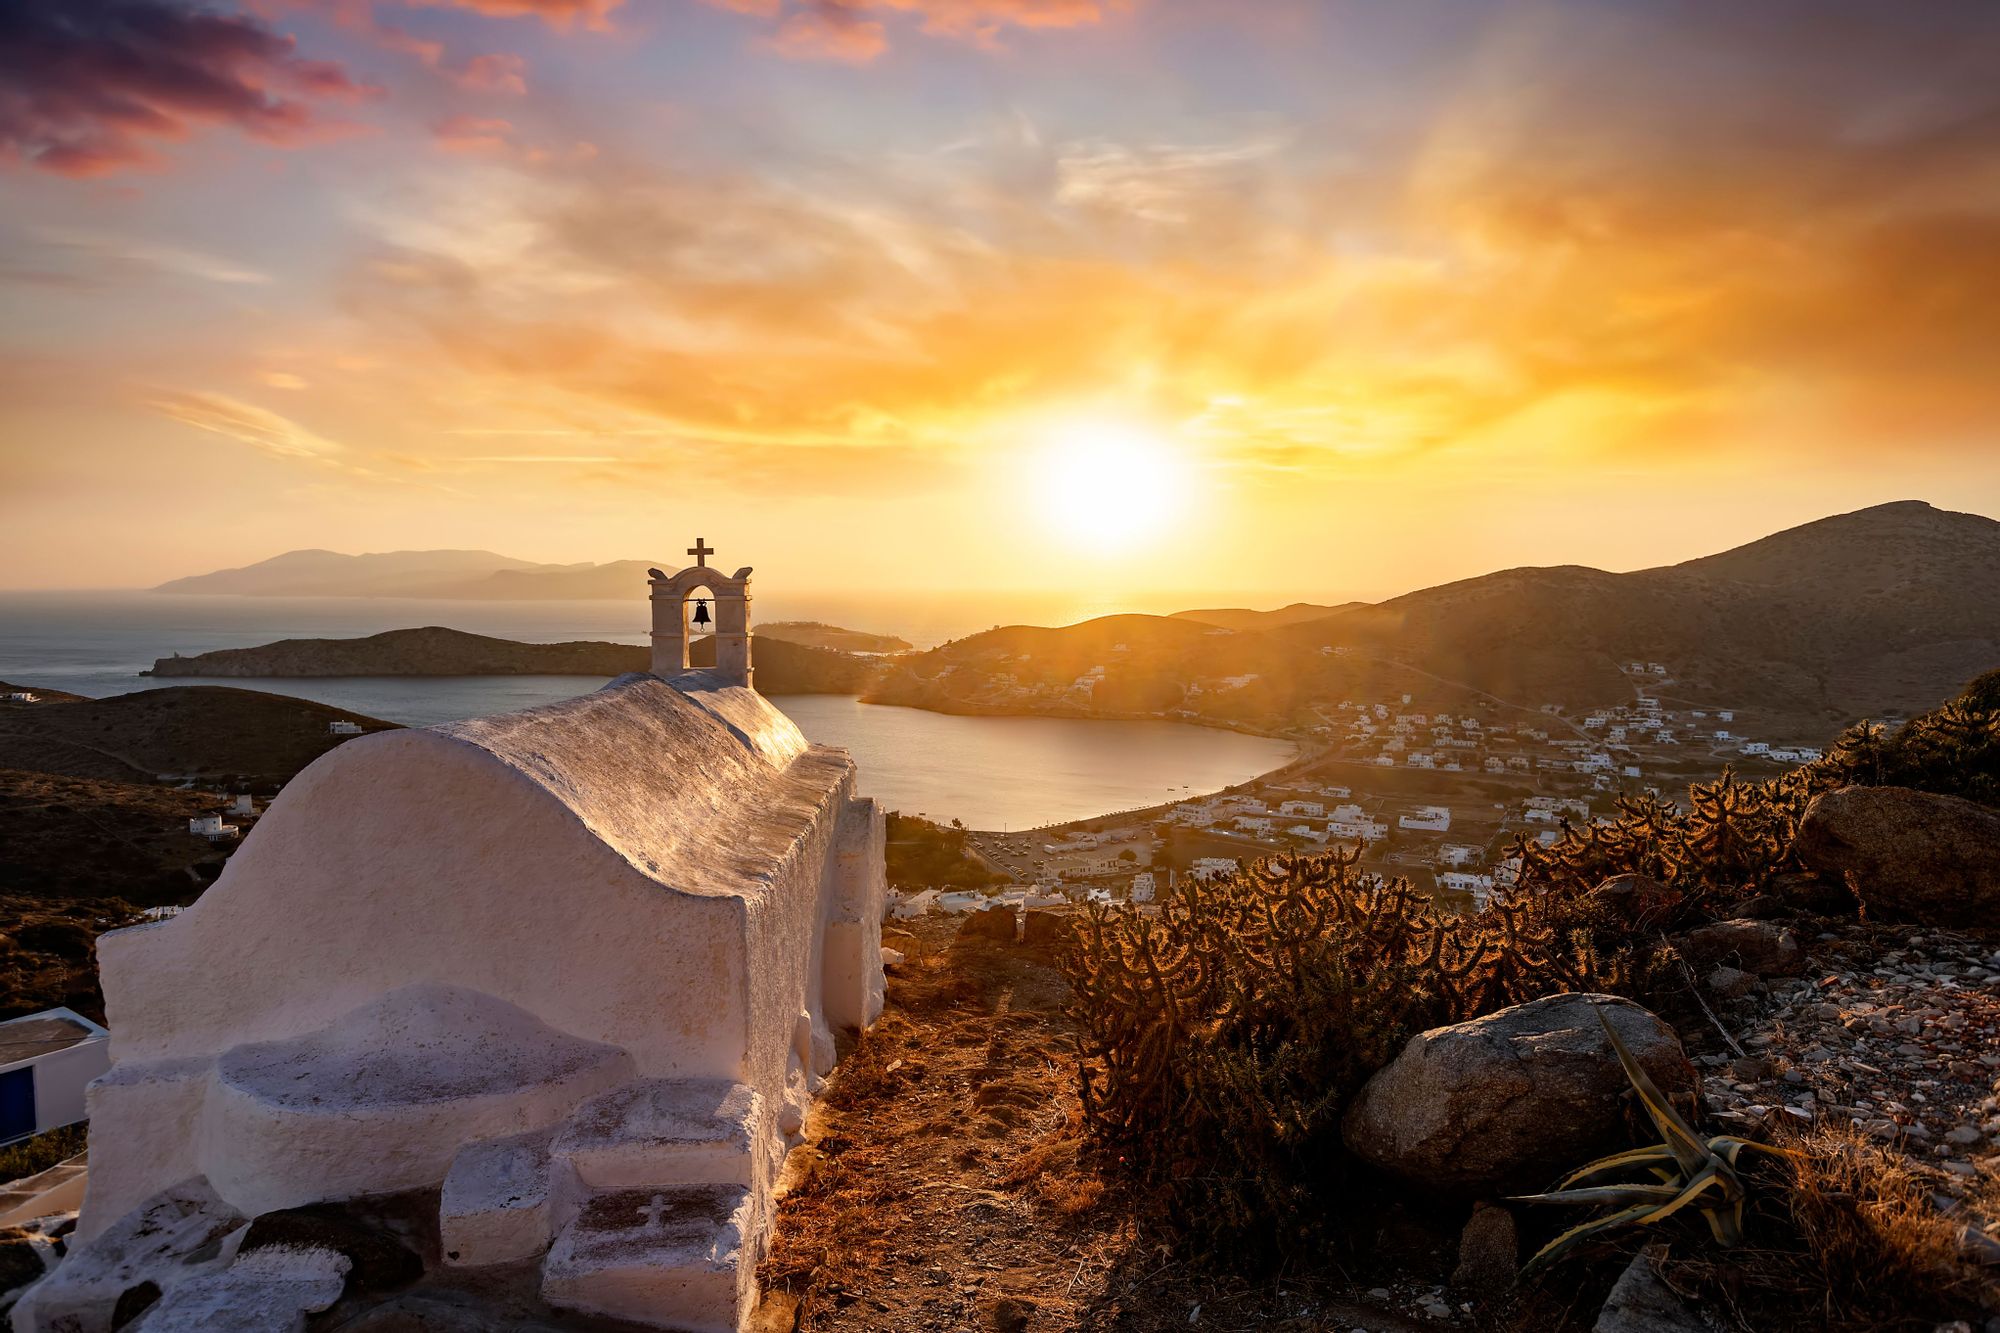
[[648, 537, 754, 690]]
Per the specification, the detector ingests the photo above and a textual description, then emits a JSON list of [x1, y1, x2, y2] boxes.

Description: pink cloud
[[719, 0, 1127, 62], [0, 0, 378, 177]]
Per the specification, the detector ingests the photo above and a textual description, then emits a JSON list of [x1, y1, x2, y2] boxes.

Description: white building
[[53, 558, 889, 1333], [1399, 806, 1452, 833], [3, 692, 38, 704], [229, 793, 256, 816], [0, 1008, 110, 1145], [1130, 872, 1156, 904], [187, 814, 240, 842], [1190, 857, 1240, 880], [1278, 800, 1325, 819], [1438, 845, 1478, 867], [1234, 816, 1274, 834]]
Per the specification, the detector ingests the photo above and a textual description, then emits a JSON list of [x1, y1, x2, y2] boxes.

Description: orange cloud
[[721, 0, 1127, 61], [409, 0, 624, 30], [433, 113, 516, 152]]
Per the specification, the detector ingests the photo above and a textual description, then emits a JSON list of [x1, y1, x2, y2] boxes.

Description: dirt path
[[758, 918, 1445, 1333]]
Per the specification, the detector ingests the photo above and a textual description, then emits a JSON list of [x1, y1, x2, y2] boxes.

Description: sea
[[0, 592, 1296, 830]]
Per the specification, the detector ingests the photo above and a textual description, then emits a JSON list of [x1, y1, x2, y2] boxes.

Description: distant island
[[144, 626, 885, 695], [760, 621, 912, 654]]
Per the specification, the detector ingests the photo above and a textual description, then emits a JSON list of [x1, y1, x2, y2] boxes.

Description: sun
[[1033, 420, 1190, 552]]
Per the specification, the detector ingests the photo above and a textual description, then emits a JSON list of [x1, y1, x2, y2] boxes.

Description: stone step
[[540, 1184, 754, 1332], [550, 1079, 762, 1190], [440, 1126, 568, 1269]]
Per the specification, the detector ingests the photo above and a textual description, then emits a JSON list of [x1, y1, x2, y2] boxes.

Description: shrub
[[1060, 846, 1646, 1258], [1816, 667, 2000, 808], [1502, 767, 1839, 929]]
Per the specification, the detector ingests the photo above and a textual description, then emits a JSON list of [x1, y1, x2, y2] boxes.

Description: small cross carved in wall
[[637, 1194, 670, 1232]]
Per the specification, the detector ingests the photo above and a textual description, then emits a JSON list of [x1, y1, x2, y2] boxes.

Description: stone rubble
[[1690, 922, 2000, 1251]]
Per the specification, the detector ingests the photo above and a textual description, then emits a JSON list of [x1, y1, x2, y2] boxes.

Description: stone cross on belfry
[[648, 539, 754, 690]]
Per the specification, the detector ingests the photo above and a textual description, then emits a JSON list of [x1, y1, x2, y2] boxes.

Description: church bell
[[691, 597, 712, 629]]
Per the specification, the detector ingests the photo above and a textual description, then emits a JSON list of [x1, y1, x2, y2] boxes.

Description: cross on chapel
[[687, 538, 714, 568]]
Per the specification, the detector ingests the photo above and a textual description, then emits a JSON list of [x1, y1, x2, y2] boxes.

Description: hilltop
[[0, 686, 396, 784], [873, 502, 2000, 742], [144, 626, 885, 694]]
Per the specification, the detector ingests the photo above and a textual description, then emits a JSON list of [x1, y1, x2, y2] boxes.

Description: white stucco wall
[[81, 672, 884, 1252]]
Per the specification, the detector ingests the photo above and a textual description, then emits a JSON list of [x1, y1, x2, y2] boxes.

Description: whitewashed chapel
[[18, 545, 886, 1332]]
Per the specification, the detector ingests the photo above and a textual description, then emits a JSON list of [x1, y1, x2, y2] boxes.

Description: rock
[[1449, 1203, 1517, 1295], [1020, 910, 1077, 951], [130, 1243, 349, 1333], [1794, 786, 2000, 927], [1680, 919, 1804, 977], [1706, 966, 1756, 999], [1589, 875, 1679, 926], [880, 947, 906, 968], [1342, 994, 1696, 1194], [240, 1203, 421, 1293], [8, 1178, 247, 1333], [1595, 1244, 1705, 1332], [957, 907, 1018, 944], [1772, 871, 1857, 915], [984, 1295, 1035, 1331], [0, 1228, 53, 1308]]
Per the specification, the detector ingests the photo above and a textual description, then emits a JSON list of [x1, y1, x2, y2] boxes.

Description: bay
[[0, 592, 1295, 829]]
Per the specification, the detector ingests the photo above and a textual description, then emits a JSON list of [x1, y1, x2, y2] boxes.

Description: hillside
[[876, 502, 2000, 741], [1272, 500, 2000, 735], [1170, 601, 1359, 631], [0, 769, 240, 907], [145, 627, 885, 695], [0, 687, 396, 784]]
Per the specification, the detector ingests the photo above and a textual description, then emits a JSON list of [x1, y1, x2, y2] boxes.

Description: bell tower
[[648, 538, 754, 690]]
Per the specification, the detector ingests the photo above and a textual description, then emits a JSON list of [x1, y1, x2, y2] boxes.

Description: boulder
[[1705, 966, 1756, 1000], [1449, 1203, 1517, 1295], [1679, 919, 1803, 977], [957, 907, 1018, 944], [1020, 910, 1077, 951], [1794, 786, 2000, 927], [1341, 994, 1695, 1194]]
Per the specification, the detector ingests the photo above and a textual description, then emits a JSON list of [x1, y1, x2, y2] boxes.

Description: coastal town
[[890, 660, 1828, 919]]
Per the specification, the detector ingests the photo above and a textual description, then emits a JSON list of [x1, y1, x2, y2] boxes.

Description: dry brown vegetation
[[1665, 1124, 2000, 1331]]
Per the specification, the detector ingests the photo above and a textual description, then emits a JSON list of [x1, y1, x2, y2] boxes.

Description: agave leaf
[[1711, 1136, 1804, 1164], [1554, 1143, 1677, 1190], [1512, 1183, 1684, 1208], [1519, 1203, 1656, 1280], [1704, 1193, 1747, 1247], [1634, 1161, 1741, 1227], [1595, 1004, 1712, 1176]]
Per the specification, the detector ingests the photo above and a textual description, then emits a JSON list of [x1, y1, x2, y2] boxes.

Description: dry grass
[[1675, 1124, 2000, 1331]]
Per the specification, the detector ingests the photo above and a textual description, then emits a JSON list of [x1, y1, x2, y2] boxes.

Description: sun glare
[[1035, 420, 1190, 552]]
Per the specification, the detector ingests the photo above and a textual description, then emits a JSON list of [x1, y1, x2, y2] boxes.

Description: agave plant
[[1512, 1004, 1797, 1280]]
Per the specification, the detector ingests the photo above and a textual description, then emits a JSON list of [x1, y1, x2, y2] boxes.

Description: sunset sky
[[3, 0, 1999, 606]]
